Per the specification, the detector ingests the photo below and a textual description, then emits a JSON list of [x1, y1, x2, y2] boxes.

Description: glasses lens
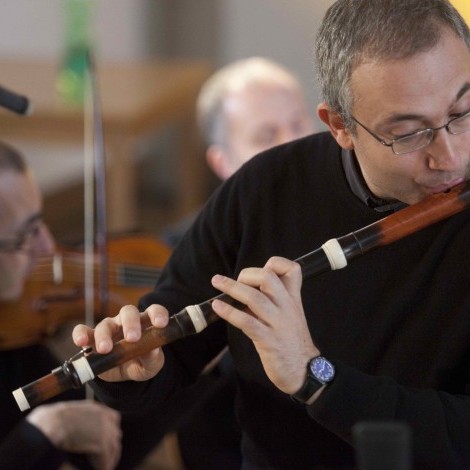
[[0, 219, 43, 252], [449, 113, 470, 135], [392, 129, 433, 155], [0, 237, 25, 252]]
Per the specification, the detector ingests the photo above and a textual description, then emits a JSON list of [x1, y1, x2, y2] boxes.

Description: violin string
[[31, 258, 163, 273], [28, 271, 162, 282], [28, 259, 162, 286]]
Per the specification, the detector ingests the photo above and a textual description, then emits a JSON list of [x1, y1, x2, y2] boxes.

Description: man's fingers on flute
[[90, 305, 138, 353], [118, 347, 164, 382], [145, 304, 170, 328], [212, 269, 287, 323], [211, 275, 269, 329], [264, 256, 303, 292], [212, 272, 272, 308], [72, 324, 95, 348], [94, 316, 124, 353], [211, 296, 266, 338], [118, 304, 147, 343]]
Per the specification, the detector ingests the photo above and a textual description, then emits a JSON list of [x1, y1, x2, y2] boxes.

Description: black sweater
[[93, 132, 470, 469]]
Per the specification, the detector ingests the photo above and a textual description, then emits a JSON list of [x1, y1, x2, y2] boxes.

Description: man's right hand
[[72, 304, 168, 382], [26, 400, 121, 470]]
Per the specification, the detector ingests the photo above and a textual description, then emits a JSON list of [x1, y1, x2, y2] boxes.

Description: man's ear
[[317, 103, 354, 150], [206, 144, 233, 181]]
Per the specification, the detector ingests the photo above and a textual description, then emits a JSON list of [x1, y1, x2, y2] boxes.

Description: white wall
[[0, 0, 334, 198], [0, 0, 155, 195], [218, 0, 333, 119], [0, 0, 151, 61], [0, 0, 334, 104]]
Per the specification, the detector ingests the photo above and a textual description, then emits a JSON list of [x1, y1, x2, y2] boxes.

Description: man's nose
[[426, 128, 462, 172], [33, 224, 56, 256]]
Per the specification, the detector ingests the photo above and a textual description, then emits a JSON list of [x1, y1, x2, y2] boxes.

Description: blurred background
[[0, 0, 468, 244], [0, 0, 332, 245]]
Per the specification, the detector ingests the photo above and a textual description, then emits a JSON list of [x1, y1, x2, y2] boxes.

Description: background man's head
[[197, 57, 315, 180]]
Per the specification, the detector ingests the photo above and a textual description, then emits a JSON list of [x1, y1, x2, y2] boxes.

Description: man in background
[[161, 57, 315, 469], [162, 56, 315, 247]]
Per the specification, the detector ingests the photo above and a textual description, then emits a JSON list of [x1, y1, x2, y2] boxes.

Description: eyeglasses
[[351, 110, 470, 155], [0, 217, 44, 252]]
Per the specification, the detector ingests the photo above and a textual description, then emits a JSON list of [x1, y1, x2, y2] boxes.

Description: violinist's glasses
[[0, 217, 44, 252], [351, 110, 470, 155]]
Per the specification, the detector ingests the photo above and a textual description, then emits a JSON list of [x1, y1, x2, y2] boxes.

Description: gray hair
[[197, 57, 302, 147], [0, 141, 26, 173], [315, 0, 470, 129]]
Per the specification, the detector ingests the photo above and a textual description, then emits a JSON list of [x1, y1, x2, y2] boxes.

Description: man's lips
[[423, 178, 465, 194]]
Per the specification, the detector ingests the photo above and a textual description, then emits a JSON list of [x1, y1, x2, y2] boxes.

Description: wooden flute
[[13, 180, 470, 411]]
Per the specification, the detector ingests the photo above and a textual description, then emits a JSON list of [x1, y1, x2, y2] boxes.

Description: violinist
[[0, 141, 158, 470], [74, 0, 470, 468]]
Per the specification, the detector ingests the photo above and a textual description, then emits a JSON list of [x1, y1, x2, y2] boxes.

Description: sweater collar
[[341, 148, 406, 213]]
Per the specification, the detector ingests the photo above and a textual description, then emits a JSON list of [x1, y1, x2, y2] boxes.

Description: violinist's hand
[[72, 304, 168, 382], [211, 256, 320, 396], [26, 400, 121, 470]]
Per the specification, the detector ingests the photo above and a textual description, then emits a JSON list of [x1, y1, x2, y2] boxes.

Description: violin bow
[[84, 50, 109, 325]]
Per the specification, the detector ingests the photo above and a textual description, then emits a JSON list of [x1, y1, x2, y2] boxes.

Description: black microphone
[[353, 421, 412, 470], [0, 85, 32, 115]]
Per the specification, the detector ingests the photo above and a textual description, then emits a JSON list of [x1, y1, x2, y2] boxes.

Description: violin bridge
[[52, 253, 63, 285]]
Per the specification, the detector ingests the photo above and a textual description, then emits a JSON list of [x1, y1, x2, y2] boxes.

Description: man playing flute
[[74, 1, 470, 468]]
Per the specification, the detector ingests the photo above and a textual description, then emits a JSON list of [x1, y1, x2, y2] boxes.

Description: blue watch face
[[310, 357, 335, 383]]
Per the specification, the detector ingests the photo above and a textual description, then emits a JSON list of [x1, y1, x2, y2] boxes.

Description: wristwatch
[[291, 356, 335, 403]]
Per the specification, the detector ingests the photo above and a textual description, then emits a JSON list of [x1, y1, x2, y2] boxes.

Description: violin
[[0, 234, 171, 350]]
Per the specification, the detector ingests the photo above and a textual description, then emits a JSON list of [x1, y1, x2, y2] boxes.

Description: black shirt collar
[[341, 148, 406, 213]]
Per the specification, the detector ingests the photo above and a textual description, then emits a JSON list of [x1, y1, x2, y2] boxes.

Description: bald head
[[197, 57, 315, 180]]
